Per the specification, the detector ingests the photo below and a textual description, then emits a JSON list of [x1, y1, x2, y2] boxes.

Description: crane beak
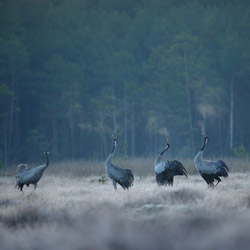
[[112, 135, 118, 143]]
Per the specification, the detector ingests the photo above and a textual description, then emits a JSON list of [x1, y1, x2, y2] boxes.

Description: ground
[[1, 170, 250, 250]]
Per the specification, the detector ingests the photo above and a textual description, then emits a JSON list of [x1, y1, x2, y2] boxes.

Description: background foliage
[[1, 0, 250, 165]]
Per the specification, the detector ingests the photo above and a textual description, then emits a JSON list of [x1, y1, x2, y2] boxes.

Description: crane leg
[[214, 176, 221, 187], [112, 180, 117, 190], [208, 183, 214, 188], [33, 183, 38, 190], [214, 180, 220, 187]]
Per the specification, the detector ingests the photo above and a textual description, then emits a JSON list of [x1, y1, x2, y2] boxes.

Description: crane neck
[[45, 153, 49, 166], [200, 138, 207, 151], [155, 154, 162, 165], [111, 142, 116, 154], [155, 146, 169, 165], [194, 150, 203, 161], [105, 142, 117, 166], [40, 153, 49, 171], [195, 138, 207, 166], [194, 151, 203, 170]]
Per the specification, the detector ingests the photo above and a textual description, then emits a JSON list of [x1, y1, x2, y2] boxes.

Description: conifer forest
[[1, 0, 250, 165], [2, 2, 250, 250]]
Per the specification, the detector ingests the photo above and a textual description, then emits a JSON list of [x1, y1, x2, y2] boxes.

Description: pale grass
[[1, 168, 250, 249], [3, 156, 249, 177]]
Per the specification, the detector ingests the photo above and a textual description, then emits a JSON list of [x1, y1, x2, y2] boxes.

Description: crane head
[[205, 136, 209, 144], [112, 135, 118, 144], [202, 133, 208, 139], [44, 150, 49, 155], [166, 139, 170, 150], [203, 135, 209, 143]]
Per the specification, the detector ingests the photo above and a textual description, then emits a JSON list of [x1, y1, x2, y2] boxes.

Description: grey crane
[[105, 137, 134, 190], [155, 141, 188, 186], [15, 150, 49, 191], [194, 136, 229, 187]]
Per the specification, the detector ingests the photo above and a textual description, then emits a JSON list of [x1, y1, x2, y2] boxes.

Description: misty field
[[1, 159, 250, 250]]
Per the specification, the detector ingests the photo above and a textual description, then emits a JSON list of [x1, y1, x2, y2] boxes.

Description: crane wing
[[155, 160, 187, 176], [201, 160, 228, 177], [16, 164, 28, 175], [108, 164, 134, 189], [214, 160, 229, 177], [16, 166, 45, 186], [166, 160, 188, 177], [16, 164, 30, 183], [16, 168, 36, 185], [216, 160, 229, 172], [155, 160, 187, 185]]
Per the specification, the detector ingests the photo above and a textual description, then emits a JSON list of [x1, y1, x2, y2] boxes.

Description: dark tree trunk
[[184, 49, 195, 155]]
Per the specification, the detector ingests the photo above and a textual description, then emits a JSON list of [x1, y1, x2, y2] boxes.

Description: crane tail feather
[[171, 160, 188, 177], [216, 160, 229, 175], [156, 160, 188, 185], [16, 164, 28, 174], [117, 170, 134, 190]]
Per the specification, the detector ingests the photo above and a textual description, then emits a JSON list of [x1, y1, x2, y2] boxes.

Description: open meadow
[[1, 1, 250, 249], [1, 158, 250, 250]]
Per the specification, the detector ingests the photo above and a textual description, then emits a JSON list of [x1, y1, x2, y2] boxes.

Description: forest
[[0, 0, 250, 166]]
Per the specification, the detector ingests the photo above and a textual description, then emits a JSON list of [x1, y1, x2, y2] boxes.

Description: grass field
[[1, 158, 250, 250]]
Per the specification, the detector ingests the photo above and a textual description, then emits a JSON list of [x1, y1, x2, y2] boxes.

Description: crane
[[155, 141, 187, 186], [105, 137, 134, 190], [194, 135, 229, 187], [15, 150, 49, 191]]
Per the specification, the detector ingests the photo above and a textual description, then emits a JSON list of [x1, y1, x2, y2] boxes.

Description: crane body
[[105, 138, 134, 190], [194, 136, 229, 187], [16, 151, 49, 191], [155, 143, 187, 186]]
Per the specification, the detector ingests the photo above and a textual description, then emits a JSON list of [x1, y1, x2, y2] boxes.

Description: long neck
[[105, 142, 116, 166], [200, 138, 207, 151], [155, 148, 167, 165], [194, 139, 205, 167], [194, 150, 203, 164], [37, 153, 49, 172], [45, 153, 49, 166]]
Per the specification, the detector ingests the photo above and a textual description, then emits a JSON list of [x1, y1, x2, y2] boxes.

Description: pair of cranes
[[15, 136, 229, 192]]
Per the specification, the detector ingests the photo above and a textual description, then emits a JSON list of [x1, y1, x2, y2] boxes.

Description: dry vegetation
[[1, 158, 250, 250], [4, 157, 249, 177]]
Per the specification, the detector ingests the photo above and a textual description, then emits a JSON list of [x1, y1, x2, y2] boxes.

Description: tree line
[[1, 0, 250, 166]]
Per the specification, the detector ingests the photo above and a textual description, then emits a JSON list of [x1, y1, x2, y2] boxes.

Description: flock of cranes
[[15, 135, 229, 192]]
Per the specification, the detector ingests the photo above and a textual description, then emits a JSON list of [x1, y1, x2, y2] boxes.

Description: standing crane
[[105, 137, 134, 190], [155, 141, 188, 186], [194, 135, 229, 187], [16, 150, 49, 191]]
